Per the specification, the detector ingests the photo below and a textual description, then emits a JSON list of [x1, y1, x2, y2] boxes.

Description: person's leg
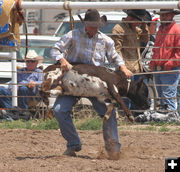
[[89, 97, 121, 159], [158, 69, 180, 111], [154, 72, 163, 105], [0, 87, 12, 108], [18, 86, 36, 109], [53, 95, 81, 153], [177, 76, 180, 115]]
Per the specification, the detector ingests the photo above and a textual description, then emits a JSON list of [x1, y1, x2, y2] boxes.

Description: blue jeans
[[53, 95, 121, 153], [154, 67, 180, 111], [0, 86, 39, 109], [177, 78, 180, 115]]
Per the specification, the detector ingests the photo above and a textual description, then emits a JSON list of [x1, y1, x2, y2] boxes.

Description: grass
[[0, 117, 103, 130], [158, 126, 171, 132], [0, 118, 59, 130], [74, 116, 103, 130], [0, 116, 180, 132]]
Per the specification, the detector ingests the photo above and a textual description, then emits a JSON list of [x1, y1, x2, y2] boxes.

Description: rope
[[63, 1, 74, 30], [178, 1, 180, 9]]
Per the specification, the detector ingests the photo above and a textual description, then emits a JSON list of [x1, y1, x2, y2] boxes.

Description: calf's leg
[[104, 103, 114, 120], [107, 83, 134, 123]]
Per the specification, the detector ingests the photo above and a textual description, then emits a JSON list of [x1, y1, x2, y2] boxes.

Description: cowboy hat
[[25, 50, 43, 64], [78, 9, 107, 27], [143, 11, 159, 26], [154, 9, 180, 15], [123, 9, 147, 21]]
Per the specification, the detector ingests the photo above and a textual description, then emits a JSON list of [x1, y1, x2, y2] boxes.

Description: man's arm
[[51, 31, 73, 62], [111, 24, 124, 58]]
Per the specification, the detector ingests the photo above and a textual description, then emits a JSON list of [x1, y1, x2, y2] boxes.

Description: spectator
[[111, 9, 149, 110], [149, 9, 180, 113], [0, 50, 43, 110], [51, 9, 132, 159]]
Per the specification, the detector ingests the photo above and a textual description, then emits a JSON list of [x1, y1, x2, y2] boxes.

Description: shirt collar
[[159, 21, 175, 31]]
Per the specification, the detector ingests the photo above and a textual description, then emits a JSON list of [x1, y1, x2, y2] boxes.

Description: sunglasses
[[26, 60, 37, 63]]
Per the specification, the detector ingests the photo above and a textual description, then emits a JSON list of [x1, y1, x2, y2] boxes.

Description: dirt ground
[[0, 126, 179, 172]]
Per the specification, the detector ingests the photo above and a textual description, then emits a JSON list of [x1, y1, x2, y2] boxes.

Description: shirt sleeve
[[51, 31, 73, 61], [166, 27, 180, 68], [106, 37, 125, 66]]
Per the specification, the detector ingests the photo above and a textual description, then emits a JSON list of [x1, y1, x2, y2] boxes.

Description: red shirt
[[150, 22, 180, 70]]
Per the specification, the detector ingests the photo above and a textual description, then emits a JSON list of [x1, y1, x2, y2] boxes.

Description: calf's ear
[[137, 76, 144, 89]]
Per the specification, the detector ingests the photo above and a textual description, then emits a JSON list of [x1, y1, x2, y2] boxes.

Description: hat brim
[[128, 13, 143, 21], [154, 10, 180, 15], [25, 56, 43, 64], [123, 9, 145, 21], [79, 15, 107, 27]]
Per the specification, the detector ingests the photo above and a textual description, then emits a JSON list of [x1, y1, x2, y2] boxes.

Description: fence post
[[11, 52, 17, 107]]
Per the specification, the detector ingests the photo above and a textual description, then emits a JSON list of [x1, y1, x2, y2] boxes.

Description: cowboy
[[0, 50, 43, 110], [111, 9, 149, 111], [51, 9, 132, 159], [149, 9, 180, 114]]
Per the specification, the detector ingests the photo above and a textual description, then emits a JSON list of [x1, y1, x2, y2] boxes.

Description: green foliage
[[74, 117, 103, 130], [0, 118, 59, 130], [0, 117, 103, 130], [158, 126, 171, 132], [0, 117, 179, 132], [136, 126, 157, 131], [149, 121, 180, 126]]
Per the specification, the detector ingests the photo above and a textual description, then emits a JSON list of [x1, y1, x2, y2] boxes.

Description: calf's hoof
[[128, 115, 135, 123]]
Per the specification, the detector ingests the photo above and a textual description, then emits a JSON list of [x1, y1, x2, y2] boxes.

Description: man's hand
[[28, 81, 37, 89], [119, 65, 133, 78], [60, 58, 71, 71]]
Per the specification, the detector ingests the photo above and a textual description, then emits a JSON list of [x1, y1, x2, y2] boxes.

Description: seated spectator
[[0, 50, 43, 110]]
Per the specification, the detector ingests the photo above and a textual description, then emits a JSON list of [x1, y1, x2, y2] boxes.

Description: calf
[[40, 64, 150, 122]]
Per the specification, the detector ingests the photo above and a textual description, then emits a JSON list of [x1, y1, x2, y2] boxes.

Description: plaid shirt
[[51, 28, 124, 67]]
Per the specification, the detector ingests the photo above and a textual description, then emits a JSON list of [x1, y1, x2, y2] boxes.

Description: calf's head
[[127, 78, 150, 110]]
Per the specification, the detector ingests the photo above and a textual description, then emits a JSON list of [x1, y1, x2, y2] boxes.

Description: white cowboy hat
[[25, 50, 43, 64]]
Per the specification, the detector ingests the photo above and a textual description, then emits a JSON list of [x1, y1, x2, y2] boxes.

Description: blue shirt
[[8, 67, 43, 89]]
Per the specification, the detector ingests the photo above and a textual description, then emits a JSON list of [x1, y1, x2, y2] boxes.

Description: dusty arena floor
[[0, 126, 179, 172]]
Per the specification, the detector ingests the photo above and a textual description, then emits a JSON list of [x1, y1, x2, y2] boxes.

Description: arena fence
[[0, 1, 180, 120]]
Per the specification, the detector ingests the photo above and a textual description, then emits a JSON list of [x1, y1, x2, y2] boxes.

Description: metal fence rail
[[0, 1, 180, 119]]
